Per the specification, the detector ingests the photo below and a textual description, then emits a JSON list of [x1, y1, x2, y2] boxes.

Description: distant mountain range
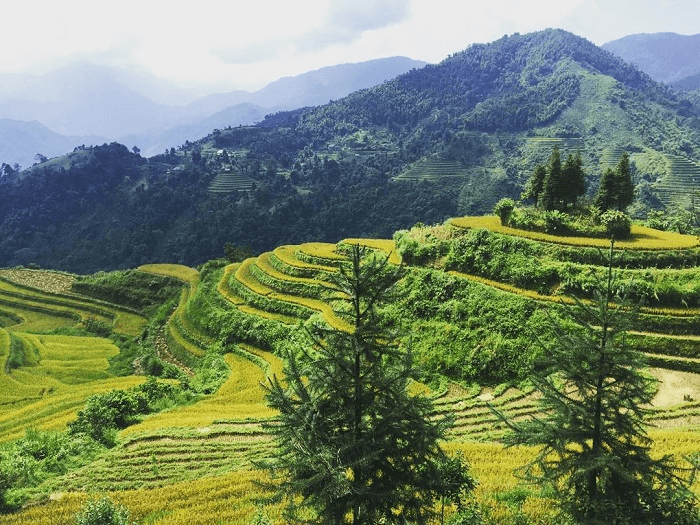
[[0, 57, 426, 167], [3, 29, 700, 272], [602, 32, 700, 85]]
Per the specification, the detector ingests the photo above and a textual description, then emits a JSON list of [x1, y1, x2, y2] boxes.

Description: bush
[[74, 496, 131, 525], [83, 316, 112, 337], [543, 210, 570, 235], [600, 209, 631, 239], [494, 198, 516, 226], [68, 379, 180, 446]]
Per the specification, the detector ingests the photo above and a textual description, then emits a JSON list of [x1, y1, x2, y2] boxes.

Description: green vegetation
[[2, 26, 700, 522], [74, 496, 132, 525], [3, 30, 700, 273], [263, 246, 474, 524], [494, 244, 699, 524]]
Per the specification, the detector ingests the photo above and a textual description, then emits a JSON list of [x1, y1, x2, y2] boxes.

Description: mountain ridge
[[2, 29, 700, 272], [0, 57, 427, 165], [602, 32, 700, 84]]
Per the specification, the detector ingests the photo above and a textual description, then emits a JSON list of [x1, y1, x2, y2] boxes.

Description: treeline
[[0, 142, 458, 273]]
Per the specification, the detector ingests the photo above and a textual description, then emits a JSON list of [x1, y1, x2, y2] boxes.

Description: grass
[[121, 350, 277, 434], [138, 264, 200, 285], [272, 245, 338, 277], [217, 264, 299, 324], [341, 238, 403, 265], [233, 257, 351, 332], [449, 215, 700, 250]]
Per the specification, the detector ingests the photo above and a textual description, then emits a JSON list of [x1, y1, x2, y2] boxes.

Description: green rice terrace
[[207, 172, 255, 194], [3, 217, 700, 524], [653, 154, 700, 209]]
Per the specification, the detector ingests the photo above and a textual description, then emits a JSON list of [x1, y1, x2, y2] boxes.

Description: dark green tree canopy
[[526, 147, 587, 212], [595, 152, 635, 212], [494, 243, 699, 524], [261, 246, 470, 524]]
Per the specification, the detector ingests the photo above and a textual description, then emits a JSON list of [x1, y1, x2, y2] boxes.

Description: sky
[[3, 0, 700, 94]]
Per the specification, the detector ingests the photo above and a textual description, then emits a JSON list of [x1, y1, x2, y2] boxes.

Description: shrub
[[494, 198, 516, 226], [543, 210, 570, 235], [83, 316, 112, 337], [600, 209, 632, 239], [74, 496, 131, 525]]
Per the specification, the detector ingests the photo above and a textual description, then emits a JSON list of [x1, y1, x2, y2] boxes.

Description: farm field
[[2, 217, 700, 523]]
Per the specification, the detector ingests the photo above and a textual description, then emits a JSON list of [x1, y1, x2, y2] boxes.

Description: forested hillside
[[2, 29, 700, 273]]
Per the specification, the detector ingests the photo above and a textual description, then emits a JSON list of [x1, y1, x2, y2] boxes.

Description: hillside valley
[[5, 28, 700, 523]]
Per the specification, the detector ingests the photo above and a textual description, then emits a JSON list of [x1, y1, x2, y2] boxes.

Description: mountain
[[2, 29, 700, 273], [129, 56, 427, 156], [0, 62, 174, 137], [183, 57, 427, 117], [0, 119, 103, 169], [602, 32, 700, 84], [0, 58, 427, 163]]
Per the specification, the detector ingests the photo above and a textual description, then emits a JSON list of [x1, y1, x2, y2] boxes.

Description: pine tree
[[594, 167, 616, 211], [595, 153, 635, 212], [540, 146, 563, 211], [563, 150, 585, 209], [262, 246, 468, 524], [614, 152, 635, 211], [522, 164, 547, 207], [494, 242, 699, 524]]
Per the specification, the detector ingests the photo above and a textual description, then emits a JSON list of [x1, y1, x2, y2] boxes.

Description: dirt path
[[650, 367, 700, 407], [154, 328, 194, 376]]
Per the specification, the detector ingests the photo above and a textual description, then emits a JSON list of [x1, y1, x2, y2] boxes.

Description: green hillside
[[3, 30, 700, 272], [2, 217, 700, 523]]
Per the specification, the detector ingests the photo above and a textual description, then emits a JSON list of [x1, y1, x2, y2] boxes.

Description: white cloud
[[0, 0, 696, 92]]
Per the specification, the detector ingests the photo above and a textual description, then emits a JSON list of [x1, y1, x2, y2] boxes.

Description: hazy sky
[[4, 0, 699, 93]]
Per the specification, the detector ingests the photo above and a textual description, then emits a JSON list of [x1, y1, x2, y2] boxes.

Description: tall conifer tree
[[494, 242, 699, 524], [540, 146, 563, 211], [563, 150, 585, 209], [262, 246, 470, 524]]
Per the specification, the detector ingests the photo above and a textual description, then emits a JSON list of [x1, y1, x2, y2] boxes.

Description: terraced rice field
[[4, 228, 700, 523], [0, 270, 146, 336], [393, 158, 470, 182], [523, 137, 586, 165], [0, 328, 144, 442], [653, 153, 700, 209], [207, 172, 254, 194]]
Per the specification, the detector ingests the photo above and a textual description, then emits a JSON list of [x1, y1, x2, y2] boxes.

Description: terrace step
[[207, 172, 254, 194]]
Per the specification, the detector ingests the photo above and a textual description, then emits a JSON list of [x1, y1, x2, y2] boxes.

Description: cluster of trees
[[595, 152, 636, 211], [522, 146, 585, 211], [523, 146, 634, 213]]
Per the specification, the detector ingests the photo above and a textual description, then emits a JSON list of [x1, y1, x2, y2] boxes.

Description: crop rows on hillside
[[207, 172, 255, 194], [5, 219, 700, 523], [393, 158, 471, 182], [653, 154, 700, 209]]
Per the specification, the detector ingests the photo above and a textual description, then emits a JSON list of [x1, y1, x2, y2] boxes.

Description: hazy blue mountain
[[671, 72, 700, 92], [121, 103, 268, 157], [0, 62, 175, 137], [127, 57, 427, 156], [0, 57, 426, 163], [179, 57, 427, 118], [0, 119, 104, 169], [602, 32, 700, 84]]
